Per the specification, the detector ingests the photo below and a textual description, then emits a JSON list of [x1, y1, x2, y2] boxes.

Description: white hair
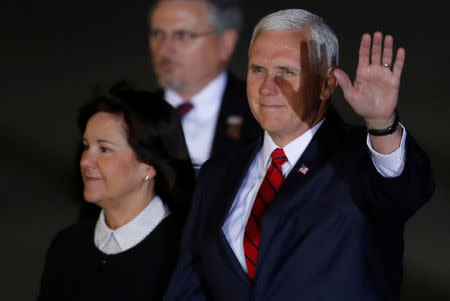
[[249, 9, 339, 74]]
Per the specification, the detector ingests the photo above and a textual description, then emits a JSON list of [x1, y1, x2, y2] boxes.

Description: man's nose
[[259, 75, 279, 96], [158, 35, 177, 55]]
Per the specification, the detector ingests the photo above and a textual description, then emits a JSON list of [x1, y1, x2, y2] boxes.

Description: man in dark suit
[[148, 0, 261, 171], [163, 8, 434, 301]]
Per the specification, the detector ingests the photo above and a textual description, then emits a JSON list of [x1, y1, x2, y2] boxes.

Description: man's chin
[[157, 78, 186, 92]]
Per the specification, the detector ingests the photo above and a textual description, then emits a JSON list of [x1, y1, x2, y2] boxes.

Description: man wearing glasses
[[149, 0, 261, 171]]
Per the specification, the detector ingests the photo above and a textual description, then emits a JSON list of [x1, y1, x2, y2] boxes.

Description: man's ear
[[320, 66, 338, 101], [219, 28, 238, 62]]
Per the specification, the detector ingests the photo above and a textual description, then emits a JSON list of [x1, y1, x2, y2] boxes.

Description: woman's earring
[[144, 175, 150, 182]]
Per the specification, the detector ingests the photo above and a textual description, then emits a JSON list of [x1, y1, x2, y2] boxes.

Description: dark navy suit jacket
[[164, 107, 434, 301]]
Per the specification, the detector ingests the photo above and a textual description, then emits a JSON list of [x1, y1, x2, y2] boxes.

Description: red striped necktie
[[243, 148, 287, 279], [176, 102, 193, 120]]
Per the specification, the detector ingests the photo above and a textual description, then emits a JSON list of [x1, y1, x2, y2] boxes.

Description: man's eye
[[175, 31, 193, 41], [278, 69, 293, 76], [251, 66, 265, 73], [150, 30, 164, 39]]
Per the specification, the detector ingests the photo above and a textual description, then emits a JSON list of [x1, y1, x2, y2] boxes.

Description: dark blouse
[[37, 215, 182, 301]]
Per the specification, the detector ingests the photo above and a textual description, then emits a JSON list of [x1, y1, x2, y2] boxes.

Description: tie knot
[[271, 148, 287, 166], [176, 101, 193, 120]]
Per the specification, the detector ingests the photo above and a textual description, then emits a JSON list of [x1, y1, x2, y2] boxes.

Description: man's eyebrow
[[275, 65, 300, 72]]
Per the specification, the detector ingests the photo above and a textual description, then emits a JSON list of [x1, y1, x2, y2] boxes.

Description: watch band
[[367, 110, 399, 136]]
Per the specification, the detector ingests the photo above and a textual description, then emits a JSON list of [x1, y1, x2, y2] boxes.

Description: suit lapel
[[208, 136, 263, 231], [210, 73, 248, 157], [256, 107, 345, 270], [205, 137, 262, 284]]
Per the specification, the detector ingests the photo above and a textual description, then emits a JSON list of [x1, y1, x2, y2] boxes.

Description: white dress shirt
[[222, 121, 407, 271], [165, 72, 227, 169], [94, 195, 170, 255]]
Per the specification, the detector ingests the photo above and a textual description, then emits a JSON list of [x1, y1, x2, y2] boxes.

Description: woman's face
[[80, 112, 151, 208]]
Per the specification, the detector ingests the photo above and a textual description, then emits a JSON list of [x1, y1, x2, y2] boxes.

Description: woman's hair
[[78, 81, 195, 220]]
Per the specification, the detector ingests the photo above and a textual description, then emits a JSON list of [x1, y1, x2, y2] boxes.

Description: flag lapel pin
[[298, 164, 309, 175]]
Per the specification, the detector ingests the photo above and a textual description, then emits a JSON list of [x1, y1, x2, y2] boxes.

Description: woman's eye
[[100, 147, 111, 153]]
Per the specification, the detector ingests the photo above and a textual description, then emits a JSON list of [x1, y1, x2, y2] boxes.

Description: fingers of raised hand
[[381, 35, 393, 69], [371, 32, 384, 66], [359, 32, 404, 73], [333, 68, 353, 98], [357, 33, 371, 69], [392, 47, 405, 77], [375, 32, 405, 78]]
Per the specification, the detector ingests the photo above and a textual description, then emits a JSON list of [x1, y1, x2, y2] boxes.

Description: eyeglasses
[[149, 29, 216, 44]]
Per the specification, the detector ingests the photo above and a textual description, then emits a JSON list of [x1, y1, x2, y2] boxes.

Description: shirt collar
[[261, 119, 325, 171], [164, 72, 227, 119], [94, 195, 170, 253]]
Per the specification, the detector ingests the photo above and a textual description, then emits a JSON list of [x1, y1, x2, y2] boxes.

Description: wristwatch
[[367, 110, 399, 136]]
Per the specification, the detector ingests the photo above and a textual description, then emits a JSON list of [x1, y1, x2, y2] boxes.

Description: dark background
[[2, 1, 449, 299]]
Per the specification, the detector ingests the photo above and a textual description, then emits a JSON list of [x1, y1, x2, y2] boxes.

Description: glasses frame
[[149, 29, 217, 44]]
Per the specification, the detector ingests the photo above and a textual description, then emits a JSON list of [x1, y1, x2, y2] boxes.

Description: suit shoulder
[[198, 141, 256, 179], [222, 73, 247, 107], [225, 72, 246, 89]]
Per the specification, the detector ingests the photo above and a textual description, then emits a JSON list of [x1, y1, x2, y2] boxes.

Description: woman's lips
[[83, 176, 102, 182]]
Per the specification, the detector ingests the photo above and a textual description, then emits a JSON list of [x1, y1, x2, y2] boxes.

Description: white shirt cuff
[[366, 123, 407, 178]]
